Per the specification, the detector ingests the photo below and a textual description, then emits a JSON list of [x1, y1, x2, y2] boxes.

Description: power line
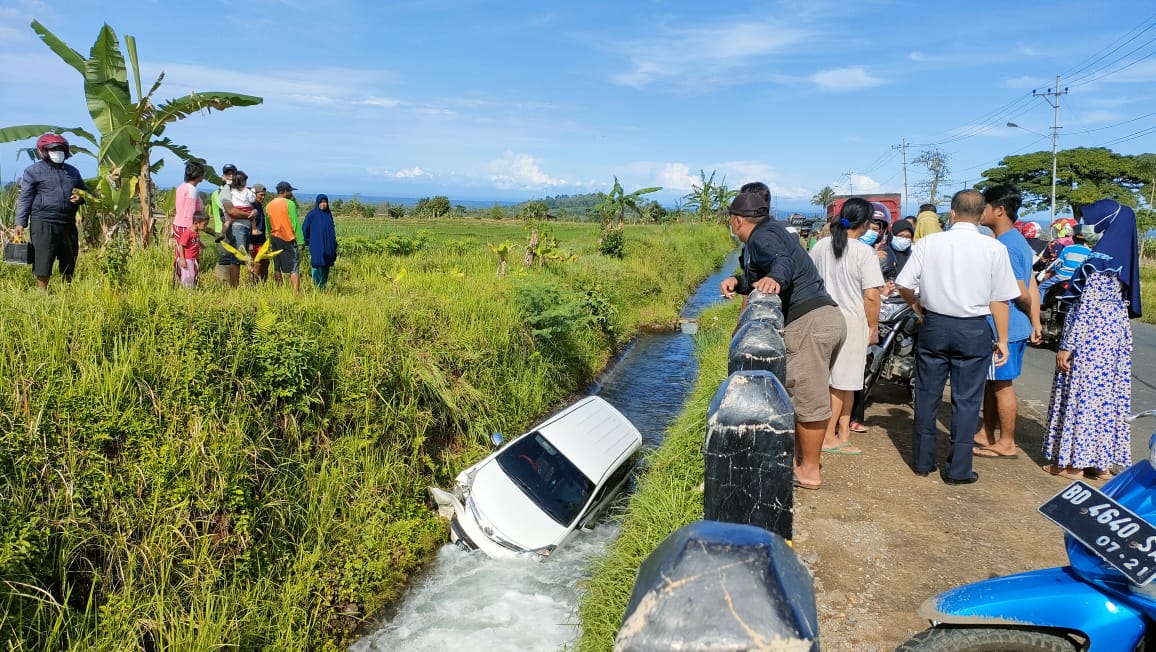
[[1061, 11, 1156, 80], [1068, 111, 1156, 135], [1100, 124, 1156, 148], [1068, 37, 1156, 87], [913, 94, 1038, 147]]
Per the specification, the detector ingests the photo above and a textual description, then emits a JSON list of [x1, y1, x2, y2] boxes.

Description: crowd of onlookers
[[12, 134, 339, 293], [722, 181, 1142, 491]]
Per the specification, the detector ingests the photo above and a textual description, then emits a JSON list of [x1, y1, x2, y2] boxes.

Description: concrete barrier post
[[615, 520, 818, 652], [703, 370, 795, 540]]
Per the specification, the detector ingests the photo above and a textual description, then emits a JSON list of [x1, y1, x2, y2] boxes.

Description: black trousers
[[912, 312, 993, 480], [30, 220, 78, 278]]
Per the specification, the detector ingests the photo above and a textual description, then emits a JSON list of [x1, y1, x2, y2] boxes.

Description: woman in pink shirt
[[173, 161, 205, 286]]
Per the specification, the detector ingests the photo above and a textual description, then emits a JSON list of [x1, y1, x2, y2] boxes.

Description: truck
[[825, 193, 903, 225]]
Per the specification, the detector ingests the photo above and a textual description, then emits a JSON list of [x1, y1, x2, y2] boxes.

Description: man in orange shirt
[[265, 181, 303, 293]]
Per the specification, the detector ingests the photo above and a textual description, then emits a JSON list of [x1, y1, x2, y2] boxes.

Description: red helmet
[[36, 133, 70, 160]]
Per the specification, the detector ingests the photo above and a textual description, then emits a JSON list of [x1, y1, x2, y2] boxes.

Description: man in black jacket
[[14, 133, 87, 290], [721, 191, 846, 490]]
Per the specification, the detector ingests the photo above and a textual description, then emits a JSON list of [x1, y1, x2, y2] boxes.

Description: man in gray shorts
[[721, 191, 846, 490]]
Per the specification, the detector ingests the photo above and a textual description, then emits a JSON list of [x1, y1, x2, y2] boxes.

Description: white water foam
[[352, 523, 621, 652]]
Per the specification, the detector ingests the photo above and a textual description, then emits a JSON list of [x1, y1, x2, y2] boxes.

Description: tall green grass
[[1142, 266, 1155, 325], [575, 301, 740, 652], [0, 220, 731, 650]]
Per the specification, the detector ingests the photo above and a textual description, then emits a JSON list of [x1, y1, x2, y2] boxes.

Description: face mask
[[859, 230, 879, 246], [891, 236, 911, 251], [1083, 205, 1121, 234], [48, 150, 66, 164]]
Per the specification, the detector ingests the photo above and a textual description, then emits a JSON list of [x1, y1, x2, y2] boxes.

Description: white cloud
[[359, 96, 401, 108], [831, 174, 902, 196], [487, 151, 569, 190], [393, 167, 428, 178], [610, 19, 812, 89], [653, 163, 697, 191], [618, 160, 811, 200], [1004, 75, 1047, 89], [809, 66, 885, 92]]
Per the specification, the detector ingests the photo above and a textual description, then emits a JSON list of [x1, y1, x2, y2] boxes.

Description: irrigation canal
[[352, 251, 740, 651]]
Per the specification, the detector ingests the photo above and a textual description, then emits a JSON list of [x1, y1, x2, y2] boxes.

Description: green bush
[[598, 225, 626, 258]]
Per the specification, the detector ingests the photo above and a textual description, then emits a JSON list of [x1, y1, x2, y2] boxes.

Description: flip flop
[[822, 442, 863, 456], [793, 474, 821, 490], [973, 446, 1019, 459], [848, 421, 867, 433], [1084, 469, 1116, 481]]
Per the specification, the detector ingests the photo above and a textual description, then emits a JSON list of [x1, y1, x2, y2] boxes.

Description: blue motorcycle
[[898, 411, 1156, 652]]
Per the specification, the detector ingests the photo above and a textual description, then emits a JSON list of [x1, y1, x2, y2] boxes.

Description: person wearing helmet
[[14, 133, 88, 290]]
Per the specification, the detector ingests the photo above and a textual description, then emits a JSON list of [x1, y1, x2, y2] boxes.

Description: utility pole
[[892, 139, 909, 216], [1033, 76, 1068, 220], [845, 170, 855, 196]]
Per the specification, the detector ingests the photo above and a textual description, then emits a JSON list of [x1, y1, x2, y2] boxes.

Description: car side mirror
[[490, 432, 504, 447]]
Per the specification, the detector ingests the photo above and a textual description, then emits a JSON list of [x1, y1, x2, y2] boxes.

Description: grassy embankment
[[575, 299, 739, 652], [1142, 266, 1156, 324], [0, 219, 731, 650]]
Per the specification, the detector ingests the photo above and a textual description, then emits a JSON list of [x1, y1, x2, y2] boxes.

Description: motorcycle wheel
[[895, 627, 1078, 651]]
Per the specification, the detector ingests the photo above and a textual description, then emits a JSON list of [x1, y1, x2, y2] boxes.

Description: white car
[[430, 396, 643, 560]]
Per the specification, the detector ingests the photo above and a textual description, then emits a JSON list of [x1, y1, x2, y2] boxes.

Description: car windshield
[[496, 432, 595, 526]]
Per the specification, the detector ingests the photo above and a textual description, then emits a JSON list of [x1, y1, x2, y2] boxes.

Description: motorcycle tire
[[895, 627, 1078, 652]]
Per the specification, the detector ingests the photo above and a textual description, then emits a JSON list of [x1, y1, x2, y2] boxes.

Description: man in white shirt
[[895, 189, 1021, 485]]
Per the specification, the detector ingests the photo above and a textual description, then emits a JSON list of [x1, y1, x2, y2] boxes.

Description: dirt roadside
[[793, 382, 1081, 651]]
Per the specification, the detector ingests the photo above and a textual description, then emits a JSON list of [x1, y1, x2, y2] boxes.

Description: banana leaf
[[30, 20, 85, 74], [0, 125, 99, 147]]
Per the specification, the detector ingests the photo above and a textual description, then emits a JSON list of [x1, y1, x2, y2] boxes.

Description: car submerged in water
[[429, 396, 643, 560]]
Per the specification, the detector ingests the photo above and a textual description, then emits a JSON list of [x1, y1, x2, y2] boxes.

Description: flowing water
[[353, 252, 739, 652]]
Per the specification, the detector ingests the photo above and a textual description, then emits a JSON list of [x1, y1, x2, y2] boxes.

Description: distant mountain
[[326, 194, 520, 208]]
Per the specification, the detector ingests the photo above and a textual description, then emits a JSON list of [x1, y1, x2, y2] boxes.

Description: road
[[1015, 320, 1156, 464]]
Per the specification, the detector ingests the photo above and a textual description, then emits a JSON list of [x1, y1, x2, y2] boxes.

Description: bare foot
[[1043, 464, 1084, 480]]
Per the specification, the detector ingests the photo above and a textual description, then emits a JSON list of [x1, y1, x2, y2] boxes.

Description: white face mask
[[48, 150, 66, 164], [891, 236, 912, 251]]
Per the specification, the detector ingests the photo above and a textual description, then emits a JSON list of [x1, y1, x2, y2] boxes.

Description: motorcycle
[[897, 410, 1156, 652], [861, 290, 919, 404], [1039, 278, 1077, 350]]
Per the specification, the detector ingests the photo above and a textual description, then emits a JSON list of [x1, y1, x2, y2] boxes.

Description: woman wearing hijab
[[912, 204, 943, 242], [302, 194, 338, 290], [1042, 198, 1142, 480]]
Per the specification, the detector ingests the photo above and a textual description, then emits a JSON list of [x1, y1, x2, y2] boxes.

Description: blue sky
[[1, 0, 1155, 214]]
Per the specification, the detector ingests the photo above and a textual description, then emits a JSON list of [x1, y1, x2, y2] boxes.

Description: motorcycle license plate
[[1039, 481, 1156, 585]]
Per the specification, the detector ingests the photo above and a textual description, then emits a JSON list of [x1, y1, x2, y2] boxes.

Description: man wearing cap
[[721, 190, 846, 491], [895, 189, 1021, 484], [248, 183, 270, 282], [210, 164, 237, 282], [265, 181, 303, 293]]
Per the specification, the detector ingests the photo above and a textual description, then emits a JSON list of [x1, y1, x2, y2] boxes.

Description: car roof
[[536, 396, 642, 480]]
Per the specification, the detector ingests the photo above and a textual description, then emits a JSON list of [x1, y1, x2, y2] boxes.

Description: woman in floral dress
[[1043, 199, 1143, 479]]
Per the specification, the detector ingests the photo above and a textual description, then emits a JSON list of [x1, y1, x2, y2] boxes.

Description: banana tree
[[0, 20, 262, 246], [594, 177, 661, 227]]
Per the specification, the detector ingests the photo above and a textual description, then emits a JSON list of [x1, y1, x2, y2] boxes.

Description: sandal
[[848, 420, 867, 433], [1084, 468, 1116, 481], [1043, 464, 1084, 480], [822, 442, 863, 456], [792, 474, 821, 490]]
